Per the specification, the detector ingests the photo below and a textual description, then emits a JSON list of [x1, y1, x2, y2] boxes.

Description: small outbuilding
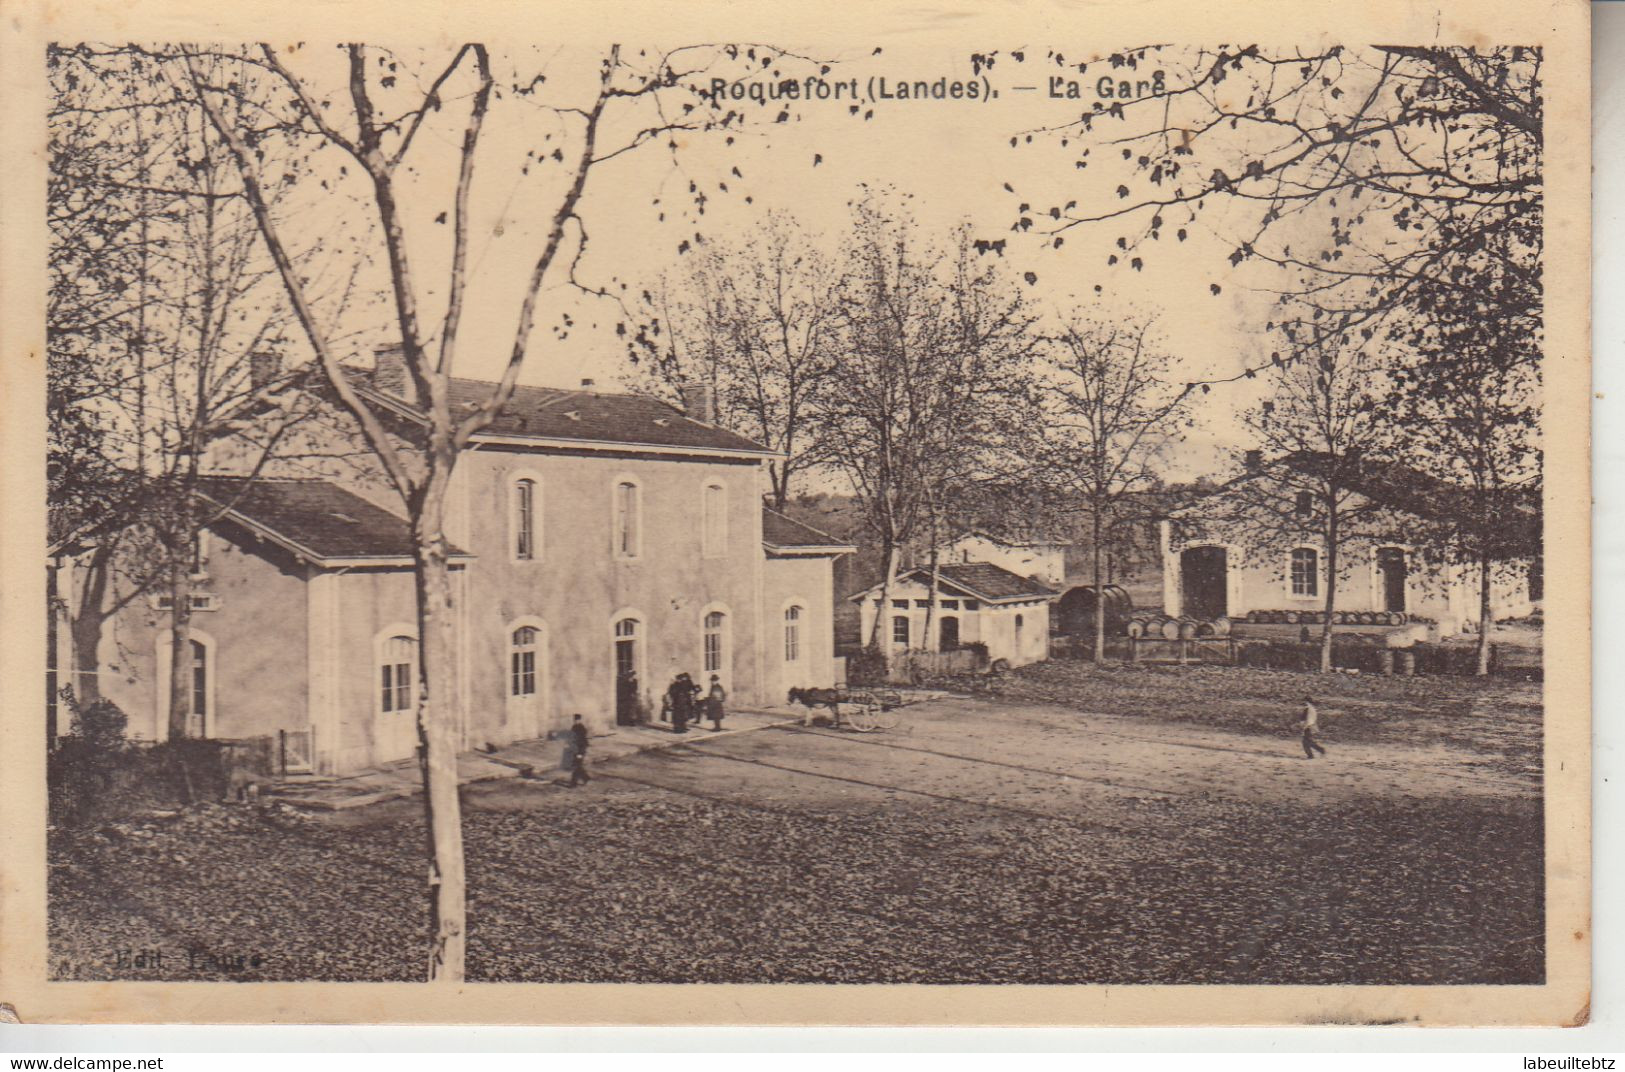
[[851, 562, 1057, 668]]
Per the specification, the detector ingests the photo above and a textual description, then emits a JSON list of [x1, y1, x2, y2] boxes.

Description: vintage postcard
[[0, 0, 1590, 1026]]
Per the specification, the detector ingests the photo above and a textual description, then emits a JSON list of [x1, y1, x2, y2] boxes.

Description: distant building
[[53, 368, 854, 774], [1161, 453, 1537, 634], [935, 530, 1070, 588], [851, 563, 1057, 667]]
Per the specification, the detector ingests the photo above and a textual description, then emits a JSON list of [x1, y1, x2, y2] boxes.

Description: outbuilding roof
[[762, 508, 856, 555], [194, 476, 471, 567], [850, 561, 1058, 604]]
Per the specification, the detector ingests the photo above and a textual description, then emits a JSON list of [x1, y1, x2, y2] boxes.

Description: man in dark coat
[[667, 673, 696, 734], [568, 713, 591, 786]]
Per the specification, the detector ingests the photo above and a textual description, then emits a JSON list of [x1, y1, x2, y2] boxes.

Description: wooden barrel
[[1159, 618, 1182, 640], [1210, 615, 1232, 637], [1178, 619, 1199, 639], [1126, 619, 1146, 638], [1283, 610, 1300, 625]]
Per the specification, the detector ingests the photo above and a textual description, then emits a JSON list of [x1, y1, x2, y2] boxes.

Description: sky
[[261, 41, 1307, 481]]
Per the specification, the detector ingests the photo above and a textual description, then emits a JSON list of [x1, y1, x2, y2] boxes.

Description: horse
[[787, 686, 844, 726]]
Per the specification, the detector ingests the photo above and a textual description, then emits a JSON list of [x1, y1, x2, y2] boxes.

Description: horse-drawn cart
[[788, 686, 907, 732]]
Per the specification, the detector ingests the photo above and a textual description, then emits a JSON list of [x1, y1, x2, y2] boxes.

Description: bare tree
[[179, 41, 814, 982], [1390, 214, 1541, 673], [1265, 340, 1389, 670], [48, 46, 314, 722], [816, 199, 1035, 664], [1042, 314, 1189, 661], [643, 213, 840, 509]]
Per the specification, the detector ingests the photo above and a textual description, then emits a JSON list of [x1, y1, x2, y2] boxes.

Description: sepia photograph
[[0, 0, 1591, 1027]]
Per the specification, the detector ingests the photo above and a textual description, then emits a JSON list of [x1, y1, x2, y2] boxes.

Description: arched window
[[511, 626, 539, 696], [702, 482, 727, 556], [380, 634, 415, 713], [784, 605, 803, 662], [513, 478, 538, 560], [1290, 547, 1319, 597], [704, 611, 726, 674], [613, 478, 641, 559], [188, 639, 208, 722]]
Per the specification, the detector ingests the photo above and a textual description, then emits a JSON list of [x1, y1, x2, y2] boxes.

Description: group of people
[[662, 671, 727, 733]]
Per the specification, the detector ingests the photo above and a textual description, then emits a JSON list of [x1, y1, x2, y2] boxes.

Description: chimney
[[1244, 448, 1263, 473], [250, 351, 281, 391], [372, 344, 416, 404], [678, 380, 716, 424]]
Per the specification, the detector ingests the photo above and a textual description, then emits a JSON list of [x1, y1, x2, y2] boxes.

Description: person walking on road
[[568, 713, 591, 786], [1298, 695, 1328, 759], [704, 674, 727, 731]]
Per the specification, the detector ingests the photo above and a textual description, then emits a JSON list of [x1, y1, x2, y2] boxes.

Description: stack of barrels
[[1125, 611, 1232, 639], [1242, 609, 1411, 626]]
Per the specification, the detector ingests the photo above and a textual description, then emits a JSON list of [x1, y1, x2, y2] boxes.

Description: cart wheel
[[849, 705, 880, 732]]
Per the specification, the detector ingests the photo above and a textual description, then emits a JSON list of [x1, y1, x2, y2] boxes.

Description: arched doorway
[[613, 617, 641, 726], [374, 629, 418, 763], [1180, 546, 1228, 619], [506, 622, 547, 738]]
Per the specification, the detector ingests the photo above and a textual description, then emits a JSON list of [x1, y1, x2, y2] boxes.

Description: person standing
[[568, 713, 591, 786], [704, 674, 727, 731], [667, 673, 695, 734], [1298, 695, 1328, 759]]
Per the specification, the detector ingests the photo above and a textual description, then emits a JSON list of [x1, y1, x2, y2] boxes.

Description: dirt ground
[[48, 676, 1543, 985]]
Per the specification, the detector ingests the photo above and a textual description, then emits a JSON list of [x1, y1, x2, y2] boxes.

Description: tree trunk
[[413, 498, 468, 984], [922, 504, 940, 655], [1092, 505, 1106, 663], [68, 544, 115, 707], [868, 540, 900, 674], [1476, 552, 1493, 676], [769, 462, 790, 513], [167, 552, 195, 740], [1319, 509, 1338, 674]]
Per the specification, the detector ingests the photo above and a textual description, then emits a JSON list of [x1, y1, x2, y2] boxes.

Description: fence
[[888, 648, 985, 683], [1050, 633, 1537, 679]]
